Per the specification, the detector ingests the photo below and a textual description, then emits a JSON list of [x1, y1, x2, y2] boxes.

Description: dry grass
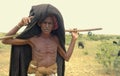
[[0, 41, 115, 76], [0, 49, 10, 76]]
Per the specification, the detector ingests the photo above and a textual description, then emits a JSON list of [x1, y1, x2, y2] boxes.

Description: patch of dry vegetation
[[0, 34, 116, 76], [65, 41, 114, 76]]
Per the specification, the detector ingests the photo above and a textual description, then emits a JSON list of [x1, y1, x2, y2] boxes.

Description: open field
[[0, 40, 116, 76], [1, 33, 119, 76], [65, 41, 115, 76]]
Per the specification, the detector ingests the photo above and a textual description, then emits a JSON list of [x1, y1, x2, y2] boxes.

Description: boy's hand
[[71, 32, 78, 40], [18, 16, 34, 27], [71, 29, 78, 40]]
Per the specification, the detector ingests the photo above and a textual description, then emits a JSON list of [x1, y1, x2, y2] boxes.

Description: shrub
[[96, 41, 120, 74]]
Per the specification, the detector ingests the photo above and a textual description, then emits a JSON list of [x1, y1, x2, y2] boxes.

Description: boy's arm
[[2, 16, 32, 45], [57, 31, 78, 61]]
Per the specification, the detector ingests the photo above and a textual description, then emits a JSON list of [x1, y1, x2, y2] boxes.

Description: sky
[[0, 0, 120, 35]]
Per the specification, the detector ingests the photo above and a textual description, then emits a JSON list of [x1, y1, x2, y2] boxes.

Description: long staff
[[65, 28, 102, 32], [0, 28, 102, 40], [0, 35, 17, 40]]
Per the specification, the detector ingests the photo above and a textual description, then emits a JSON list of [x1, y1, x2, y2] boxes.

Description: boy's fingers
[[29, 16, 34, 19], [28, 16, 34, 23]]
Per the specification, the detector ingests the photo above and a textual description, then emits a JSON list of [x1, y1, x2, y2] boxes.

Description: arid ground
[[0, 40, 115, 76]]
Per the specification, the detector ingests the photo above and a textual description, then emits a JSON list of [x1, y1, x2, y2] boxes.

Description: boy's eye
[[43, 22, 47, 24], [43, 22, 53, 25], [48, 22, 53, 25]]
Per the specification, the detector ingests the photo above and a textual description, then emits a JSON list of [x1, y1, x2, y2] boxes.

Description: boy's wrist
[[72, 38, 77, 41], [16, 25, 22, 29], [16, 22, 24, 28]]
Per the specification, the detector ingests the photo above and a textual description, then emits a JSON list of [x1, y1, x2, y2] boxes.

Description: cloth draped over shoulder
[[9, 4, 66, 76]]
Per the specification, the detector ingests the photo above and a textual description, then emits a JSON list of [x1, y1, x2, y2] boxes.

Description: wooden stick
[[65, 28, 102, 32], [0, 35, 17, 40], [0, 28, 102, 40]]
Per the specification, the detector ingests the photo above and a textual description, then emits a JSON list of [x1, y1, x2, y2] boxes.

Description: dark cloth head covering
[[9, 4, 66, 76]]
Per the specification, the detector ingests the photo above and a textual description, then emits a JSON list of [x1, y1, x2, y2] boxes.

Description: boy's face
[[38, 16, 54, 34]]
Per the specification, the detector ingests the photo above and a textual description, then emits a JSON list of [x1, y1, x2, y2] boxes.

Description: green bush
[[96, 41, 120, 74]]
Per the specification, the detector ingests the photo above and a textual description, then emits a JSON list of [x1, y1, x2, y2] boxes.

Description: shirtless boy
[[2, 15, 78, 76]]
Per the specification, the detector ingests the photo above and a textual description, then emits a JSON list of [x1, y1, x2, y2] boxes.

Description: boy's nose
[[46, 23, 49, 28]]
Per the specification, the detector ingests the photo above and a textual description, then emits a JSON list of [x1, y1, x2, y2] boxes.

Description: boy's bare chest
[[31, 37, 57, 53]]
